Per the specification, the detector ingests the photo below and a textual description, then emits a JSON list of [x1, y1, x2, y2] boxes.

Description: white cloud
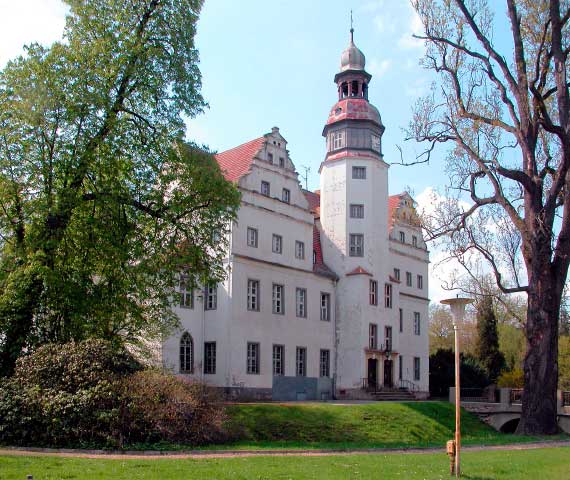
[[367, 58, 392, 78], [0, 0, 68, 67], [398, 7, 425, 51]]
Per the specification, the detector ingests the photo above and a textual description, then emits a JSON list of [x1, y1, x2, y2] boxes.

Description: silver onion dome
[[340, 29, 365, 71]]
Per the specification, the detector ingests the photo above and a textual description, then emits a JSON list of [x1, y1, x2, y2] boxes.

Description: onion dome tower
[[322, 27, 385, 163]]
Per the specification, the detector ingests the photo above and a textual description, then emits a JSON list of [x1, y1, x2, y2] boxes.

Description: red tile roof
[[388, 194, 402, 231], [303, 189, 321, 217], [215, 137, 265, 182], [313, 225, 337, 279], [346, 266, 373, 277]]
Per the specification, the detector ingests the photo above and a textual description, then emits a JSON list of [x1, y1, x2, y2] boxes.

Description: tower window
[[342, 82, 349, 98], [333, 131, 344, 149], [349, 234, 364, 256], [350, 204, 364, 218], [351, 80, 359, 96], [352, 166, 366, 179]]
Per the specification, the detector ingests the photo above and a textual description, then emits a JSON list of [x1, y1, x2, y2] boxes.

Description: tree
[[410, 0, 570, 434], [429, 303, 479, 355], [0, 0, 240, 376], [475, 297, 506, 382]]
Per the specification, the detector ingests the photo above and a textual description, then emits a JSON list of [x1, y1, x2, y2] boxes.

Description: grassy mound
[[223, 401, 553, 449]]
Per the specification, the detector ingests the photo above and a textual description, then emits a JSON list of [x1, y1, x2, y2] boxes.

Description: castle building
[[162, 30, 430, 400]]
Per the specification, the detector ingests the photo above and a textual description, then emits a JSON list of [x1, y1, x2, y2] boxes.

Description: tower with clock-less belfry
[[319, 27, 396, 394]]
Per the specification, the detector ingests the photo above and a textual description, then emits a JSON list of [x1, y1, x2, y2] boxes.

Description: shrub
[[429, 349, 490, 397], [0, 339, 227, 448], [497, 368, 524, 388]]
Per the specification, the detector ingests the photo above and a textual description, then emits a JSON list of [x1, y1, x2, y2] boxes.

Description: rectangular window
[[296, 288, 307, 318], [204, 342, 216, 374], [272, 234, 282, 254], [247, 227, 258, 248], [417, 275, 423, 290], [178, 273, 193, 309], [400, 231, 406, 243], [394, 268, 400, 281], [384, 283, 392, 309], [279, 156, 285, 168], [247, 342, 260, 374], [282, 188, 290, 203], [399, 356, 403, 381], [296, 347, 307, 377], [352, 166, 366, 179], [385, 326, 392, 351], [247, 279, 260, 311], [412, 235, 418, 247], [295, 240, 305, 259], [369, 323, 378, 349], [320, 293, 331, 321], [414, 312, 421, 335], [333, 131, 344, 149], [399, 308, 403, 333], [414, 357, 421, 381], [205, 284, 217, 310], [349, 234, 364, 257], [273, 345, 284, 376], [369, 279, 378, 305], [349, 204, 364, 218], [267, 152, 274, 163], [272, 284, 284, 314], [320, 349, 330, 378], [261, 181, 270, 196], [406, 271, 412, 287]]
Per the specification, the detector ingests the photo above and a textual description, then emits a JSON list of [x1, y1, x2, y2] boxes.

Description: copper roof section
[[346, 266, 373, 277], [303, 189, 321, 217]]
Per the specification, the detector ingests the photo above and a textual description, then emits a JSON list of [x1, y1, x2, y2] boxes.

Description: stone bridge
[[449, 388, 570, 434]]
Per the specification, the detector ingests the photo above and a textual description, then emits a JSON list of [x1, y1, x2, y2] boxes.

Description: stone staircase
[[368, 388, 417, 401]]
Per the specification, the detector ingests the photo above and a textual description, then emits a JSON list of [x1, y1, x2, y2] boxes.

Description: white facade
[[161, 32, 430, 399]]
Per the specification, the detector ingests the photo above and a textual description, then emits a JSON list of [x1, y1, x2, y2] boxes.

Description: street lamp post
[[441, 296, 473, 478]]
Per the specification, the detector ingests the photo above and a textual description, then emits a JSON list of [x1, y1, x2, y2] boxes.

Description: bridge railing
[[460, 387, 500, 403], [510, 388, 523, 404]]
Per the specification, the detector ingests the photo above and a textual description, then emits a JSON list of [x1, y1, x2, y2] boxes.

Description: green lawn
[[219, 401, 564, 450], [1, 447, 569, 479]]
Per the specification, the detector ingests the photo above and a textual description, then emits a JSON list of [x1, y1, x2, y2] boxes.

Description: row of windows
[[266, 152, 286, 168], [178, 276, 218, 310], [260, 181, 291, 203], [247, 227, 306, 259], [368, 280, 394, 309], [398, 231, 422, 248], [393, 268, 424, 290], [396, 309, 422, 335], [247, 280, 331, 320], [180, 334, 330, 378]]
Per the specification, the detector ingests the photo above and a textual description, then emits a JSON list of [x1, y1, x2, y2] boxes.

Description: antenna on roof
[[300, 165, 311, 190]]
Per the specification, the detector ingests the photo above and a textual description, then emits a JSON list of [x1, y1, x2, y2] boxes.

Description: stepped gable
[[215, 137, 265, 182]]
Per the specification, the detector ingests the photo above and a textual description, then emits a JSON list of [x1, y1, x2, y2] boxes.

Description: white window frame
[[384, 283, 393, 309], [247, 279, 260, 311], [247, 342, 260, 374], [417, 274, 423, 290], [352, 166, 366, 179], [204, 342, 216, 374], [178, 273, 193, 309], [296, 347, 307, 377], [320, 349, 330, 378], [350, 204, 364, 218], [272, 234, 283, 254], [247, 227, 258, 248], [406, 271, 412, 287], [296, 287, 307, 318], [349, 233, 364, 257], [205, 284, 217, 310], [369, 279, 378, 306], [414, 312, 421, 335], [369, 323, 378, 349], [282, 188, 290, 203], [394, 268, 400, 281], [179, 332, 194, 373], [273, 344, 284, 376], [272, 284, 285, 314], [333, 131, 344, 149], [320, 292, 331, 321], [295, 240, 305, 259], [261, 181, 271, 196]]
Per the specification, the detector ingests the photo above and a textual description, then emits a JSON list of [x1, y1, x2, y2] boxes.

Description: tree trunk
[[516, 266, 560, 434]]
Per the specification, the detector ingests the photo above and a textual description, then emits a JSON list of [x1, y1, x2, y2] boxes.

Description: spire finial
[[350, 10, 354, 43]]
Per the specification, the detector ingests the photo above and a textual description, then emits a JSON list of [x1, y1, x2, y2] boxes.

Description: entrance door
[[384, 359, 393, 388], [367, 358, 378, 389]]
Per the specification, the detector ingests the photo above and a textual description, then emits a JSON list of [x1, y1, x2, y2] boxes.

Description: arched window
[[180, 332, 194, 373]]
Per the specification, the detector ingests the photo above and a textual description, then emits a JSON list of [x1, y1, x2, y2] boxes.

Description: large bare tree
[[409, 0, 570, 434]]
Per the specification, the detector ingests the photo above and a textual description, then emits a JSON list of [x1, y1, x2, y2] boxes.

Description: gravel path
[[1, 441, 569, 460]]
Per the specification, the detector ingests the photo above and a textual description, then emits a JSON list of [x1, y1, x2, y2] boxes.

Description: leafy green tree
[[498, 323, 526, 371], [475, 297, 506, 382], [560, 335, 570, 390], [0, 0, 240, 376]]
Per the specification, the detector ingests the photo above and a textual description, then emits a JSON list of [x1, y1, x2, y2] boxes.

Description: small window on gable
[[282, 188, 290, 203], [412, 235, 418, 247], [268, 152, 273, 163], [400, 231, 406, 243], [279, 157, 285, 168]]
